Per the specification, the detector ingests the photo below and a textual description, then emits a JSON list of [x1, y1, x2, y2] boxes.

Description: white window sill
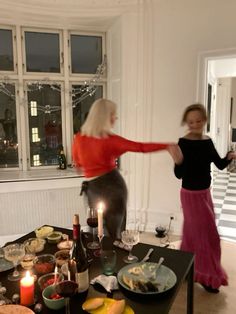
[[0, 168, 84, 183]]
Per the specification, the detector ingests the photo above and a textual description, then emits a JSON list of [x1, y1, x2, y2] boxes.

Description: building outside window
[[0, 26, 106, 170]]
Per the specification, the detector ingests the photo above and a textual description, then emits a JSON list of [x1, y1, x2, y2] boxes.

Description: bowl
[[35, 226, 54, 239], [38, 272, 64, 291], [54, 250, 70, 267], [23, 238, 46, 253], [42, 284, 65, 310], [47, 231, 62, 244], [33, 254, 56, 275]]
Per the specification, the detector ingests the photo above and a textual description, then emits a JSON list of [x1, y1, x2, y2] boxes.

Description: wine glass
[[55, 279, 78, 314], [121, 230, 140, 263], [86, 207, 100, 250], [4, 243, 25, 281]]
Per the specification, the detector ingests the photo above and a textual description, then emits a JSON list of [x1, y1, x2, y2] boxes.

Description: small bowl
[[24, 238, 46, 253], [54, 250, 70, 267], [42, 284, 65, 310], [47, 231, 62, 244], [35, 226, 54, 239], [38, 272, 64, 291], [34, 254, 56, 275]]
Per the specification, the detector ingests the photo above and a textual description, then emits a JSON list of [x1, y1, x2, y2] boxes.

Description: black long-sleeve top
[[174, 138, 231, 190]]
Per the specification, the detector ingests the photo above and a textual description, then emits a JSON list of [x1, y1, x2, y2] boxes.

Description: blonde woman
[[73, 98, 180, 240]]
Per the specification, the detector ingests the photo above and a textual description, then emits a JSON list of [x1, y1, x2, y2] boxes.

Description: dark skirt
[[80, 169, 128, 240]]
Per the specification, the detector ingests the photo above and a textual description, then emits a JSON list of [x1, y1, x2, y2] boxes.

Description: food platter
[[82, 298, 134, 314], [117, 262, 177, 295]]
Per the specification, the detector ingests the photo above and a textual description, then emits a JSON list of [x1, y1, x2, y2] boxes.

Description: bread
[[108, 299, 126, 314], [82, 298, 104, 311]]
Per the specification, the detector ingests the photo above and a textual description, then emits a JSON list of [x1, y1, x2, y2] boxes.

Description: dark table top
[[0, 227, 194, 314]]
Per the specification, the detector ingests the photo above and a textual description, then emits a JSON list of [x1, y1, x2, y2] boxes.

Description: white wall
[[144, 0, 236, 233]]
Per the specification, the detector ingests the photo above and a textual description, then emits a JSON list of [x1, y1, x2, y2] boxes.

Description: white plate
[[117, 262, 177, 295]]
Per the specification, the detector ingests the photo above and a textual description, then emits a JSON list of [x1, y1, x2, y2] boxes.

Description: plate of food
[[117, 262, 177, 295], [0, 305, 34, 314], [82, 298, 134, 314]]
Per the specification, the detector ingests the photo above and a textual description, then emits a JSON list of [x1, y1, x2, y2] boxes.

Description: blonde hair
[[81, 98, 117, 137], [181, 103, 207, 126]]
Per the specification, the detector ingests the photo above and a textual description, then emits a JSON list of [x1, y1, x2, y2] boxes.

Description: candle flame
[[25, 270, 31, 278], [98, 201, 104, 211]]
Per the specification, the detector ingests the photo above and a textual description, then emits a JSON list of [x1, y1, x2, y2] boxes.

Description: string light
[[0, 55, 107, 113]]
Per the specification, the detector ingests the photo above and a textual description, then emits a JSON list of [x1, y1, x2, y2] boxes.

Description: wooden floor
[[140, 233, 236, 314]]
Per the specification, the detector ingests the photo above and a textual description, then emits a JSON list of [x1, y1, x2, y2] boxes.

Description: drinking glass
[[4, 243, 25, 281], [86, 207, 100, 250], [55, 279, 78, 314], [121, 230, 140, 263]]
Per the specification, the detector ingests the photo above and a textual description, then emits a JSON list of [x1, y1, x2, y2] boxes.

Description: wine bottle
[[57, 145, 67, 170], [70, 214, 89, 293]]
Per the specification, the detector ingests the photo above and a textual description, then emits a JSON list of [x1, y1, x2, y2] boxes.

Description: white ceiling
[[0, 0, 138, 29]]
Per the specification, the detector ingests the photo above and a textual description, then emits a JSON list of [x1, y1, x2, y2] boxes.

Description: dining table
[[0, 226, 194, 314]]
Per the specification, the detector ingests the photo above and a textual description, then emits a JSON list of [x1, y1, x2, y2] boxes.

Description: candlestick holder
[[93, 234, 104, 257]]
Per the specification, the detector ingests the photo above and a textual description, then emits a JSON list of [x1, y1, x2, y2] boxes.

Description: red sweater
[[72, 133, 169, 178]]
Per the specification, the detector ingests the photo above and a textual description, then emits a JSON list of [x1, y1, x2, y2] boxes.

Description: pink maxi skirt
[[180, 188, 228, 289]]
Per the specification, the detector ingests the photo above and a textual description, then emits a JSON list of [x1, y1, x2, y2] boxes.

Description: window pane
[[0, 83, 18, 167], [0, 29, 14, 71], [27, 84, 62, 167], [25, 32, 60, 73], [71, 35, 102, 74], [72, 85, 103, 134]]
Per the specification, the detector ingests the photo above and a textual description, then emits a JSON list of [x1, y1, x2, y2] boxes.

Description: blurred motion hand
[[227, 151, 236, 160], [167, 144, 183, 164]]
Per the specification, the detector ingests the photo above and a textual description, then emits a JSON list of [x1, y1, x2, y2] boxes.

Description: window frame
[[0, 26, 106, 172], [0, 25, 17, 74], [21, 27, 64, 76], [68, 30, 106, 78]]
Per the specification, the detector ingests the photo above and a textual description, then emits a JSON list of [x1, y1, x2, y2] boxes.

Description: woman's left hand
[[227, 151, 236, 160]]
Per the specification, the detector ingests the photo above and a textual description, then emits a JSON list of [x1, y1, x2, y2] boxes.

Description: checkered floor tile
[[212, 171, 236, 242]]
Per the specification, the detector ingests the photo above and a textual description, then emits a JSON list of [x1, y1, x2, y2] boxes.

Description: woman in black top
[[174, 104, 236, 293]]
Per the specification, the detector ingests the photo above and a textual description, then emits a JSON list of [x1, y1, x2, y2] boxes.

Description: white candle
[[97, 202, 104, 237]]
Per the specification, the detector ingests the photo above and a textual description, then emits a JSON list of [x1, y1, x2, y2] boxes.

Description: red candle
[[20, 271, 34, 306]]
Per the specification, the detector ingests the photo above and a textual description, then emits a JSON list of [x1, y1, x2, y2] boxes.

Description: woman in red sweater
[[72, 98, 181, 240]]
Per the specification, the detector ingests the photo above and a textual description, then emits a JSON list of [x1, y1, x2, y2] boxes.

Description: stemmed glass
[[86, 207, 100, 250], [55, 278, 78, 314], [121, 230, 140, 263], [4, 243, 25, 281]]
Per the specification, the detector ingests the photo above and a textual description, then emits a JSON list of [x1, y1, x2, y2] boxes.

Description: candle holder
[[93, 234, 104, 257]]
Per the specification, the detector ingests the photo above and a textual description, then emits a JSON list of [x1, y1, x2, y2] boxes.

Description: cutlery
[[141, 248, 154, 262], [156, 257, 164, 271]]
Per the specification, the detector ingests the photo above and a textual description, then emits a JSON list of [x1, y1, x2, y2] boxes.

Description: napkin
[[90, 274, 119, 292]]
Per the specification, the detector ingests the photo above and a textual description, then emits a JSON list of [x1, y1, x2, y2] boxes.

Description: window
[[27, 83, 62, 167], [24, 31, 61, 73], [0, 83, 18, 168], [70, 33, 103, 74], [72, 84, 103, 134], [0, 28, 14, 71], [0, 27, 106, 171]]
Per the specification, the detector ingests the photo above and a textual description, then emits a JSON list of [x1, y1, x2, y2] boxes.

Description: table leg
[[186, 261, 194, 314]]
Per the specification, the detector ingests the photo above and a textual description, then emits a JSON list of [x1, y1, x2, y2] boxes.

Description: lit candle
[[20, 271, 34, 306], [97, 202, 104, 237]]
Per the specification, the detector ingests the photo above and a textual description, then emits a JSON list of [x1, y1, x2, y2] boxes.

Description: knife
[[141, 248, 154, 262]]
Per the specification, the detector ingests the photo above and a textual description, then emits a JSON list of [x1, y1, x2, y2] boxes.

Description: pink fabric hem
[[195, 271, 228, 289]]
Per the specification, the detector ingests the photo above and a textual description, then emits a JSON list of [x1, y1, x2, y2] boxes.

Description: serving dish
[[117, 262, 177, 295]]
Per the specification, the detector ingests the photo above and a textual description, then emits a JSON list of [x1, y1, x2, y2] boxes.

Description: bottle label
[[73, 225, 79, 240], [76, 269, 89, 292]]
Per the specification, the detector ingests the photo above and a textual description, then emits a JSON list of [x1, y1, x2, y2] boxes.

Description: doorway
[[201, 56, 236, 242]]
